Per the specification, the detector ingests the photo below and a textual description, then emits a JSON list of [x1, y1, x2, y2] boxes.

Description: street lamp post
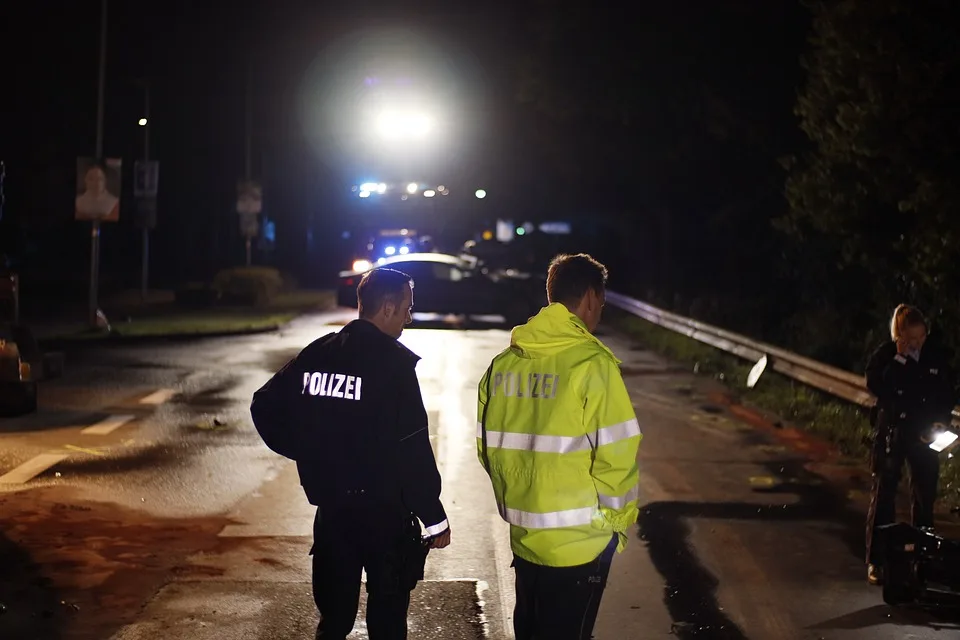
[[88, 0, 108, 327], [140, 82, 150, 301]]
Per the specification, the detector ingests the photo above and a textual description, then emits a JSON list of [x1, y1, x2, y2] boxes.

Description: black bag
[[398, 515, 430, 590], [372, 514, 429, 595]]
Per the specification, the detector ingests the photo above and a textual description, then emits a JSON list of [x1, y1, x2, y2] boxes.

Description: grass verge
[[42, 289, 336, 340], [607, 307, 960, 509]]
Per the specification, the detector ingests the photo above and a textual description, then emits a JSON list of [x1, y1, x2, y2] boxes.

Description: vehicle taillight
[[345, 278, 355, 285]]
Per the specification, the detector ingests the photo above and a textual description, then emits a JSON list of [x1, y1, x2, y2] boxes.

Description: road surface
[[1, 310, 958, 639]]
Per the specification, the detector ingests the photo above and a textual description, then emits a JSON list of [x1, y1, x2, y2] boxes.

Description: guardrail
[[607, 291, 960, 422], [606, 290, 887, 408]]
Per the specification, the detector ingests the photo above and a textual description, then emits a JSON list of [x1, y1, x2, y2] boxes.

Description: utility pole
[[140, 81, 150, 301], [244, 64, 252, 267], [89, 0, 108, 327]]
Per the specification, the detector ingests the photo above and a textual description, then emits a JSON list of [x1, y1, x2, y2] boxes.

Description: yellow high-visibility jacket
[[477, 303, 642, 567]]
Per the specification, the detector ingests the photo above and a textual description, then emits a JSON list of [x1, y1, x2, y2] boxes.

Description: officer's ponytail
[[890, 304, 927, 341]]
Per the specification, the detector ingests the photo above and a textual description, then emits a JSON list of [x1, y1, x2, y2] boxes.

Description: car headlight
[[352, 259, 372, 273]]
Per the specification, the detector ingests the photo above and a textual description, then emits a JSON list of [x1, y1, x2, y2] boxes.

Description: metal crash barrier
[[605, 290, 960, 422]]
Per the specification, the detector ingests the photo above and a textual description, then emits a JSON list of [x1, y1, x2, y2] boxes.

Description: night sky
[[1, 0, 810, 298]]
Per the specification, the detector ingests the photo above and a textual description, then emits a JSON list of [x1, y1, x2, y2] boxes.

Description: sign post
[[134, 160, 158, 299], [135, 81, 156, 301], [87, 0, 109, 328]]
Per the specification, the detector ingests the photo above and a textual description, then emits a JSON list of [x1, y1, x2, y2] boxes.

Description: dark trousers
[[311, 501, 416, 639], [865, 427, 940, 566], [512, 535, 618, 640]]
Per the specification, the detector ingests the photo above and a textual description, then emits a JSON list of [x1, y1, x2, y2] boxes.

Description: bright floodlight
[[930, 430, 959, 452], [424, 189, 436, 198], [359, 182, 378, 192], [352, 259, 372, 272], [376, 111, 433, 139], [475, 189, 487, 199], [406, 183, 418, 194], [385, 245, 396, 256], [399, 246, 410, 255], [138, 118, 148, 126], [377, 183, 387, 194], [359, 190, 371, 198]]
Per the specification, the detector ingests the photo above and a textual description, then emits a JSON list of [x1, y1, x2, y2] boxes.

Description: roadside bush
[[174, 282, 219, 308], [212, 267, 283, 308]]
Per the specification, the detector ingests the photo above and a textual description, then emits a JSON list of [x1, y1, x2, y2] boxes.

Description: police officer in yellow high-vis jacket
[[477, 253, 642, 640]]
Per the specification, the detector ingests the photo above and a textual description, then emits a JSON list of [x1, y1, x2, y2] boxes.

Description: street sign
[[75, 157, 122, 222], [237, 180, 262, 215], [239, 212, 259, 238], [134, 161, 159, 198]]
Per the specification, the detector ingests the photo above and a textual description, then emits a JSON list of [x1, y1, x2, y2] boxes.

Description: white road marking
[[139, 388, 177, 405], [82, 414, 136, 436], [0, 453, 68, 484], [491, 514, 516, 639]]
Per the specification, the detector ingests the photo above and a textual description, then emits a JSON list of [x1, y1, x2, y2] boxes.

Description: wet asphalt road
[[1, 310, 960, 639]]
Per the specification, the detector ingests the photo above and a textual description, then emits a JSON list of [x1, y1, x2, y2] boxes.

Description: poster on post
[[76, 157, 122, 222]]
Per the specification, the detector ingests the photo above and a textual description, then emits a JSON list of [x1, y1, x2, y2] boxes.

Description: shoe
[[867, 564, 884, 586]]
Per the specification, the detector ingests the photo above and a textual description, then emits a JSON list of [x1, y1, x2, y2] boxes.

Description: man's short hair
[[357, 268, 413, 317], [546, 253, 608, 306]]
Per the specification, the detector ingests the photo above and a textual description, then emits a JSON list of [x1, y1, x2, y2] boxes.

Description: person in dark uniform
[[250, 267, 452, 639], [864, 303, 956, 585]]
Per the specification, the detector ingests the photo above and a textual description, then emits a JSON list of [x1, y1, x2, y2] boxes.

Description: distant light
[[516, 227, 525, 236], [399, 246, 410, 255], [475, 189, 487, 199], [359, 190, 370, 198], [359, 182, 378, 192], [376, 111, 433, 140], [377, 257, 387, 265], [377, 183, 387, 194], [400, 228, 409, 235], [424, 189, 436, 198], [482, 230, 493, 240], [138, 118, 148, 126], [406, 183, 418, 194], [385, 245, 396, 255], [438, 185, 446, 191], [352, 259, 372, 272], [351, 185, 358, 192]]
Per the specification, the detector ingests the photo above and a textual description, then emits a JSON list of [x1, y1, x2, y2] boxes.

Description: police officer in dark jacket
[[864, 304, 956, 585], [250, 267, 451, 639]]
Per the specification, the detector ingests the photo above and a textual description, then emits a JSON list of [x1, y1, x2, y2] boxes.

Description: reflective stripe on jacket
[[477, 303, 642, 567]]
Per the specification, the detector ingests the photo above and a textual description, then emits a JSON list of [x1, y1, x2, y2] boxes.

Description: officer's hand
[[427, 528, 451, 549]]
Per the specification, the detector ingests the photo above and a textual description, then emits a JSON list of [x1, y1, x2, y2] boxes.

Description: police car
[[336, 252, 545, 325]]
